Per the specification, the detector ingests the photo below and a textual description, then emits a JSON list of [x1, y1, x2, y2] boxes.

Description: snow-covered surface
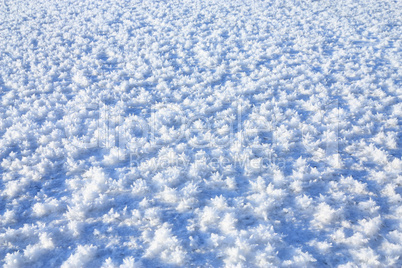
[[1, 0, 401, 266]]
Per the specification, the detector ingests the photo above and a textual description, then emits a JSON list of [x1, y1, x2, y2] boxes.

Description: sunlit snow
[[0, 0, 401, 267]]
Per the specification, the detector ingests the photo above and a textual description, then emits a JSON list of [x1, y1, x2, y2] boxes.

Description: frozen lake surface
[[0, 0, 401, 266]]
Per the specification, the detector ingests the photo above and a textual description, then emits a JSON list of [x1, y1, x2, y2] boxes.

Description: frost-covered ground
[[0, 0, 401, 267]]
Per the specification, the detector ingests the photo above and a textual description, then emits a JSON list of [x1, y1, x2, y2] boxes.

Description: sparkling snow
[[0, 0, 401, 267]]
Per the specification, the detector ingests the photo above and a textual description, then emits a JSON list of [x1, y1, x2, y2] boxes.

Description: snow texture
[[0, 0, 401, 267]]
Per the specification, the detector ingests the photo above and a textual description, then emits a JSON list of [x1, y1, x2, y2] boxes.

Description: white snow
[[0, 0, 401, 266]]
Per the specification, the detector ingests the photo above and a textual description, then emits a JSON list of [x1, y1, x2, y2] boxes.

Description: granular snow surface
[[0, 0, 401, 267]]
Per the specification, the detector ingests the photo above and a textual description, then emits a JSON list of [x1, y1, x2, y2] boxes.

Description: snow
[[0, 0, 401, 266]]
